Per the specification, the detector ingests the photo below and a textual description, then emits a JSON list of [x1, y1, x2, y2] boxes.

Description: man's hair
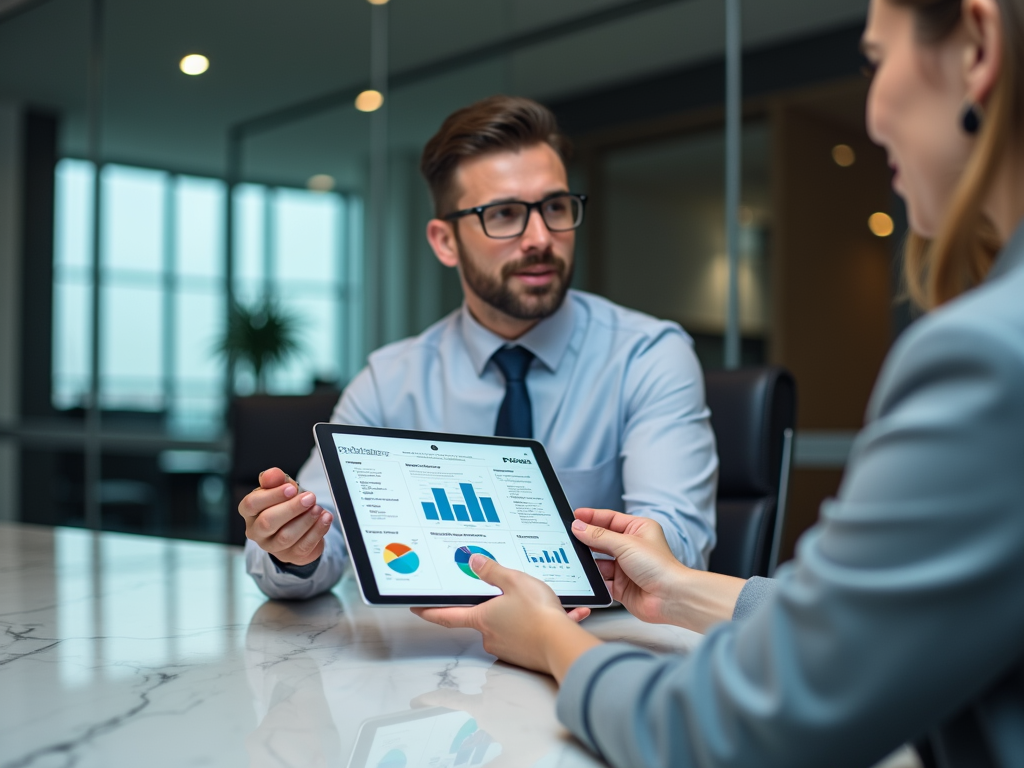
[[420, 95, 571, 218]]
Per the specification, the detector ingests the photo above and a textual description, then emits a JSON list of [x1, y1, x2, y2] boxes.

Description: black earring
[[961, 102, 984, 135]]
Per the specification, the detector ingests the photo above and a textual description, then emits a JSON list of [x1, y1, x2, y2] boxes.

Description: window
[[52, 160, 362, 437]]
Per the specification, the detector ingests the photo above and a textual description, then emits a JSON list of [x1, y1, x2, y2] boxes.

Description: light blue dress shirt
[[246, 290, 718, 599]]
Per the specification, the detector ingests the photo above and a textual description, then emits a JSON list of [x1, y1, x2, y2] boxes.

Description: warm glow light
[[307, 174, 336, 193], [179, 54, 210, 76], [355, 89, 384, 112], [832, 144, 856, 167], [869, 212, 895, 238], [367, 0, 390, 4]]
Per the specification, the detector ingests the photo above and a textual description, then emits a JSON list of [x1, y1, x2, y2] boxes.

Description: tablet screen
[[332, 431, 596, 598]]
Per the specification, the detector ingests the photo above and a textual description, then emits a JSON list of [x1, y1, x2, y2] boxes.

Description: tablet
[[314, 423, 612, 607], [346, 707, 500, 768]]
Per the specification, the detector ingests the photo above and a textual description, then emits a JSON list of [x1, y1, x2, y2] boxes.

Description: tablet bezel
[[314, 423, 613, 607]]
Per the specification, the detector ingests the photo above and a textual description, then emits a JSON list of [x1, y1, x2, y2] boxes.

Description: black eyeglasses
[[443, 193, 588, 239]]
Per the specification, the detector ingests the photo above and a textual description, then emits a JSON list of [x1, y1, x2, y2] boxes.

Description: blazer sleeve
[[557, 313, 1024, 768]]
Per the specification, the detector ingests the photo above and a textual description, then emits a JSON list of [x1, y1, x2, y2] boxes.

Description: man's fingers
[[240, 482, 303, 520], [412, 606, 477, 629], [247, 492, 318, 543], [597, 559, 616, 579], [274, 509, 331, 561], [259, 467, 292, 490]]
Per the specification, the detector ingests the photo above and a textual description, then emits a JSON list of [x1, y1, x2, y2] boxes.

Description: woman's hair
[[891, 0, 1024, 309]]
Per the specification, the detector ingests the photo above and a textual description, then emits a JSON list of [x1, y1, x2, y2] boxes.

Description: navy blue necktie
[[492, 346, 535, 439]]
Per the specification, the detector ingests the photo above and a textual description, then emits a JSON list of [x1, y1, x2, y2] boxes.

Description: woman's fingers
[[412, 606, 477, 629], [570, 518, 634, 557], [566, 607, 591, 622], [597, 559, 616, 579], [469, 554, 516, 589], [574, 508, 638, 534]]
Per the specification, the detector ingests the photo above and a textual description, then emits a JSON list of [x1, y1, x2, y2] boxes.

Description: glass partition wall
[[0, 0, 812, 541]]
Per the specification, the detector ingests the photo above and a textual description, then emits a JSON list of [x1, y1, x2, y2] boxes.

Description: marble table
[[0, 522, 706, 768]]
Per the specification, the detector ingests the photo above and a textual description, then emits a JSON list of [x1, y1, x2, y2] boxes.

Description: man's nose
[[519, 206, 552, 250]]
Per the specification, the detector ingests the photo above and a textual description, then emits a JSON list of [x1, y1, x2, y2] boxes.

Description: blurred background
[[0, 0, 906, 562]]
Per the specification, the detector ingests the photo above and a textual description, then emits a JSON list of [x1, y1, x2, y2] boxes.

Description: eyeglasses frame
[[442, 192, 588, 239]]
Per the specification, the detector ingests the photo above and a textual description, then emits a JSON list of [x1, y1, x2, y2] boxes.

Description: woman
[[414, 0, 1024, 766]]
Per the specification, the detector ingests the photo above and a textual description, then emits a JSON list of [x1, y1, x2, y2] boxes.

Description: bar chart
[[421, 483, 501, 524], [522, 545, 571, 565]]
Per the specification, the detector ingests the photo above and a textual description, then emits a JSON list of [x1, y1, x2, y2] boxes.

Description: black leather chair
[[706, 367, 797, 579], [228, 391, 341, 545]]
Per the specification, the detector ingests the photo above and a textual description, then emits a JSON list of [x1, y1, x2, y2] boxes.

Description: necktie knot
[[491, 346, 534, 383], [491, 346, 534, 439]]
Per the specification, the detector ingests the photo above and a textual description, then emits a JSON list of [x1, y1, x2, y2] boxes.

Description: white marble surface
[[0, 523, 705, 768]]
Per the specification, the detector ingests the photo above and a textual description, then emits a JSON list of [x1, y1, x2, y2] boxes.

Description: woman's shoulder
[[870, 263, 1024, 421]]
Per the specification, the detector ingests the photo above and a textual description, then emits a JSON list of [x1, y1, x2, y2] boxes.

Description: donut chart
[[454, 545, 495, 579], [383, 543, 420, 574]]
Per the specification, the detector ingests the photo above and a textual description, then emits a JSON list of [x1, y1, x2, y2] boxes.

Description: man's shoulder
[[366, 308, 461, 366], [570, 290, 692, 345]]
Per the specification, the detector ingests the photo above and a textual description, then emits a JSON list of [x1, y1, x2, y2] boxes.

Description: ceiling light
[[868, 212, 895, 238], [179, 54, 210, 76], [307, 174, 336, 193], [832, 144, 856, 167], [355, 89, 384, 112], [367, 0, 390, 4]]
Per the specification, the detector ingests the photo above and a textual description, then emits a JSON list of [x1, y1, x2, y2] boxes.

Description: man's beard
[[459, 245, 574, 321]]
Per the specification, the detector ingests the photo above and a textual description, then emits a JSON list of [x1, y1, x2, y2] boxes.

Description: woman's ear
[[962, 0, 1004, 105], [426, 219, 460, 268]]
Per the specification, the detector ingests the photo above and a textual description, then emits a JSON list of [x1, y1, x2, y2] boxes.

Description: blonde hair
[[894, 0, 1024, 309]]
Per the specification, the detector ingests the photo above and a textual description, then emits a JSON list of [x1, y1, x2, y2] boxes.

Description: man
[[241, 96, 718, 599]]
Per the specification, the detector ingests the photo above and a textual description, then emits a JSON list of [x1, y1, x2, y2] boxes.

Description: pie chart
[[454, 545, 495, 579], [383, 543, 420, 574]]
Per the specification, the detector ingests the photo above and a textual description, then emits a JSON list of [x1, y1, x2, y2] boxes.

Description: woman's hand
[[412, 554, 602, 682], [572, 508, 747, 633], [571, 508, 689, 625]]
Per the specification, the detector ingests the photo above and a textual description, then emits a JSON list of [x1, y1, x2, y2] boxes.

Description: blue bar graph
[[425, 486, 501, 523], [559, 548, 569, 564], [431, 488, 455, 521], [459, 484, 486, 522], [481, 497, 500, 523], [543, 551, 552, 563]]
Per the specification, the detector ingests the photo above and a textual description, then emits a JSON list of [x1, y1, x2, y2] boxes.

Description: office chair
[[705, 367, 797, 579], [228, 390, 341, 545]]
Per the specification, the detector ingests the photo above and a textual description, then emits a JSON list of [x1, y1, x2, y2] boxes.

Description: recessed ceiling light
[[307, 174, 336, 193], [868, 212, 895, 238], [355, 89, 384, 112], [179, 54, 209, 76], [832, 144, 856, 167], [367, 0, 389, 5]]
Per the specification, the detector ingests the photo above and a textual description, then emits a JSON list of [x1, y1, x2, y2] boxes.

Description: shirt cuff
[[269, 553, 322, 579], [731, 575, 777, 621], [556, 643, 658, 756]]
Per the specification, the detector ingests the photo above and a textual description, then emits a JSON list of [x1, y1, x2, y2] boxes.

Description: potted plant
[[217, 298, 303, 393]]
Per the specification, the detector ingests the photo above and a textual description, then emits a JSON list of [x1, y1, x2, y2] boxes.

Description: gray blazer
[[557, 221, 1024, 768]]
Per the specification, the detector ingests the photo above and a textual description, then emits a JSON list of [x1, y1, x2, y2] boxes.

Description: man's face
[[449, 143, 575, 321]]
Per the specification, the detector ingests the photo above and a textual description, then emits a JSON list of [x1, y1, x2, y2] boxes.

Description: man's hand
[[572, 508, 746, 633], [238, 467, 333, 567], [412, 555, 600, 683]]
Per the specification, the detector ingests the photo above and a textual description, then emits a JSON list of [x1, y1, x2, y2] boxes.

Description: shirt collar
[[459, 292, 577, 377]]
